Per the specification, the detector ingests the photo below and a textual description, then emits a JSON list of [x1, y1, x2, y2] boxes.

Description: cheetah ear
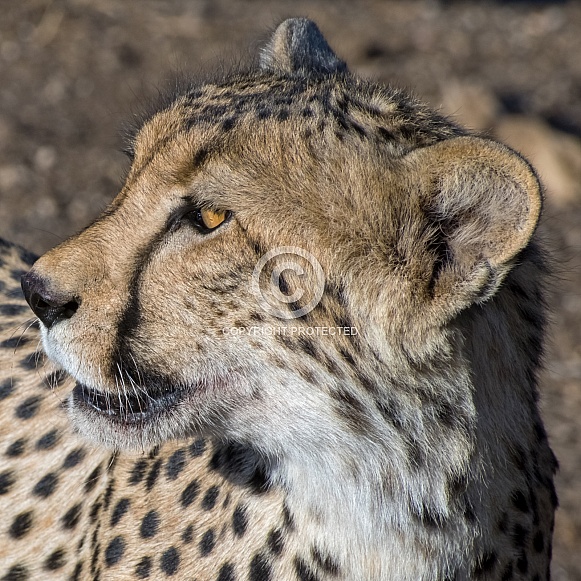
[[408, 136, 542, 307], [260, 18, 348, 75]]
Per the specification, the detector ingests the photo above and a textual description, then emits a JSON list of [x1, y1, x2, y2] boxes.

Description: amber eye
[[201, 208, 227, 229], [183, 207, 230, 233]]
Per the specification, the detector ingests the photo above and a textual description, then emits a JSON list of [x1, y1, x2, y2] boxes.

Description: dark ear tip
[[260, 18, 348, 75]]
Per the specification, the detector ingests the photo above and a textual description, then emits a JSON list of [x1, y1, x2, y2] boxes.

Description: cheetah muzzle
[[12, 17, 557, 581]]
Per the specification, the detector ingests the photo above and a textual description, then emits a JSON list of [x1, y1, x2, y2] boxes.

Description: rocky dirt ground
[[1, 0, 580, 577]]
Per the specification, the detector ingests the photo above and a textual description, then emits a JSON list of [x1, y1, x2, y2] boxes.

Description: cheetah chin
[[72, 382, 185, 425], [69, 370, 236, 445]]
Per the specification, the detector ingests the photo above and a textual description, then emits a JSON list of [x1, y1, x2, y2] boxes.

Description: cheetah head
[[22, 19, 541, 469]]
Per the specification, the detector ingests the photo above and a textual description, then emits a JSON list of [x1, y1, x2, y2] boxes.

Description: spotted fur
[[1, 19, 556, 581]]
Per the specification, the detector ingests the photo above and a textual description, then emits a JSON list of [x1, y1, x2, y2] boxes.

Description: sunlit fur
[[2, 19, 557, 581]]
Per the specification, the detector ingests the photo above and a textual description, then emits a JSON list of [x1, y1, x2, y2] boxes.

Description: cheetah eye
[[183, 207, 230, 233]]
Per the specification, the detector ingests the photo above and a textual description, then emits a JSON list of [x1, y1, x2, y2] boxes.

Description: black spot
[[511, 523, 529, 548], [297, 336, 317, 359], [5, 438, 26, 457], [44, 548, 66, 570], [202, 485, 220, 510], [455, 495, 472, 525], [257, 108, 272, 120], [222, 117, 236, 131], [32, 472, 58, 498], [63, 447, 86, 469], [0, 379, 15, 400], [209, 443, 270, 492], [35, 428, 59, 450], [339, 347, 355, 367], [90, 527, 100, 573], [249, 553, 272, 581], [0, 470, 16, 495], [298, 366, 317, 384], [251, 465, 273, 495], [43, 369, 69, 388], [274, 272, 291, 301], [181, 479, 200, 508], [103, 480, 115, 510], [77, 534, 85, 552], [140, 510, 160, 539], [98, 479, 110, 510], [89, 500, 102, 523], [18, 352, 41, 370], [533, 530, 544, 552], [511, 490, 529, 513], [277, 109, 290, 122], [412, 503, 446, 528], [267, 528, 284, 555], [322, 354, 341, 377], [181, 524, 194, 544], [189, 438, 206, 456], [135, 556, 152, 579], [165, 449, 186, 480], [516, 552, 528, 574], [10, 510, 34, 539], [217, 563, 235, 581], [397, 123, 417, 141], [110, 498, 130, 527], [145, 458, 162, 491], [474, 552, 497, 576], [62, 502, 83, 529], [129, 458, 148, 484], [232, 504, 248, 537], [105, 536, 125, 567], [199, 529, 215, 556], [160, 547, 180, 575], [497, 512, 509, 534], [282, 504, 295, 530], [249, 311, 264, 323], [84, 464, 102, 492], [358, 373, 380, 395], [447, 471, 468, 497], [70, 562, 83, 581], [311, 547, 340, 574], [0, 335, 33, 349], [0, 303, 29, 316], [15, 395, 42, 419], [2, 564, 28, 581], [378, 126, 396, 141], [332, 388, 370, 434], [434, 399, 466, 431], [294, 558, 320, 581]]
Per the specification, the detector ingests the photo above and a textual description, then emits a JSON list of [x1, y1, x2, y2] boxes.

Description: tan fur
[[0, 19, 556, 581]]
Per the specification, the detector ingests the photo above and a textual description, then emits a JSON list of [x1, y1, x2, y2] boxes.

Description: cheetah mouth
[[72, 382, 184, 424]]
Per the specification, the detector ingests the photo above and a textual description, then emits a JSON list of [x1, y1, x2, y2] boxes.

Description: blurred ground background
[[1, 0, 580, 577]]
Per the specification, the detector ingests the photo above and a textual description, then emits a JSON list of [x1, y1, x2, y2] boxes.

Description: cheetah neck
[[262, 367, 477, 581]]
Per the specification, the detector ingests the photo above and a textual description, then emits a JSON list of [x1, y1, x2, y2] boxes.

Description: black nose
[[21, 271, 79, 329]]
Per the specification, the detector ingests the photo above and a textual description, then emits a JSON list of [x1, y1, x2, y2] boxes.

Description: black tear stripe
[[111, 229, 168, 381]]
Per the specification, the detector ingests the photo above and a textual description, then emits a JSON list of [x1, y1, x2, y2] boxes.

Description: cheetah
[[0, 18, 557, 581]]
